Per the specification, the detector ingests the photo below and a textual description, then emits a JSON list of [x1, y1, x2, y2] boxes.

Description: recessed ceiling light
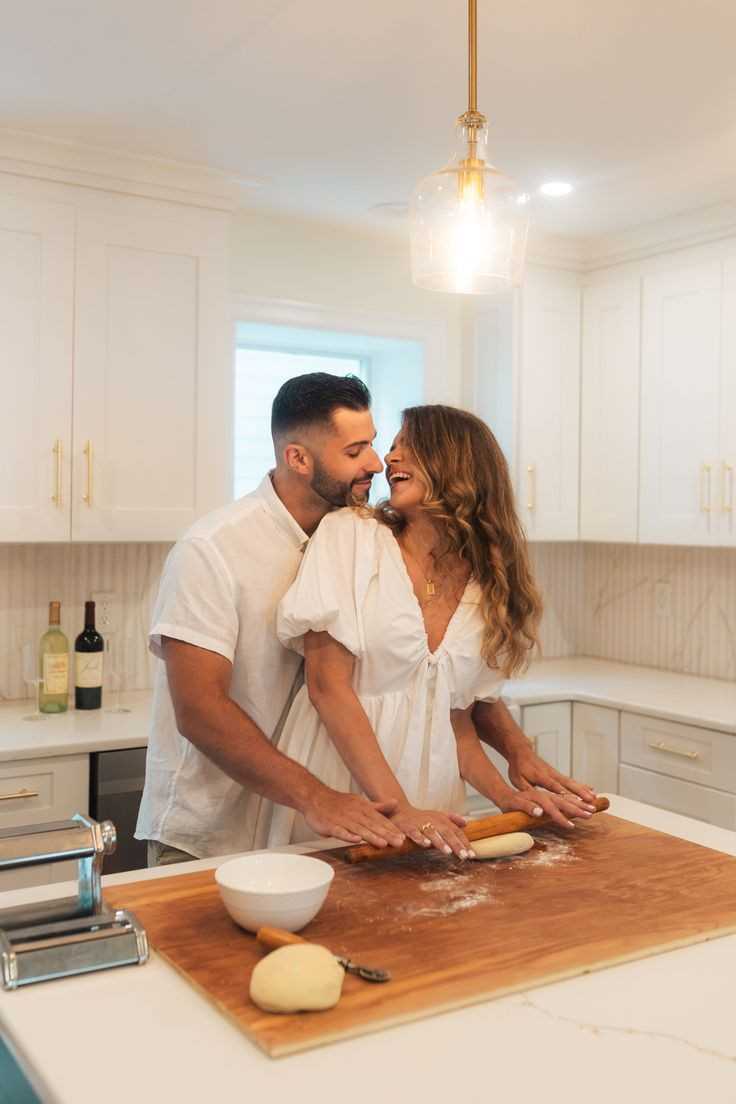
[[539, 181, 574, 197]]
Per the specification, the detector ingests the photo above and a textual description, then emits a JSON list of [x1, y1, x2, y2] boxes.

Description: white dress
[[254, 508, 504, 847]]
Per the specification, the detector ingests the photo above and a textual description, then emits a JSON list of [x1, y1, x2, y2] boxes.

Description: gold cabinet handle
[[0, 788, 39, 802], [51, 439, 63, 507], [700, 463, 712, 513], [723, 462, 734, 514], [527, 465, 536, 511], [83, 440, 93, 506], [648, 739, 699, 761]]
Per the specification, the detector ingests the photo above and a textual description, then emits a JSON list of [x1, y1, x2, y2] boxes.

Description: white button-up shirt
[[135, 475, 308, 858]]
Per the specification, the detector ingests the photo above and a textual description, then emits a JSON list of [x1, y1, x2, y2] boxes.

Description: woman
[[256, 405, 594, 856]]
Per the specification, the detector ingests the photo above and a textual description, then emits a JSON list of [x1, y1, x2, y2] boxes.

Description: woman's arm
[[452, 706, 582, 828], [305, 631, 470, 856]]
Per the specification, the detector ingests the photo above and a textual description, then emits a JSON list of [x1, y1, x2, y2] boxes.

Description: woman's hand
[[493, 783, 594, 830], [391, 803, 472, 859]]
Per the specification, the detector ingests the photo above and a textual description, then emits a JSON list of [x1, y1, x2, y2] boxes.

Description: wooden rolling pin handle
[[256, 926, 306, 951], [344, 796, 610, 864]]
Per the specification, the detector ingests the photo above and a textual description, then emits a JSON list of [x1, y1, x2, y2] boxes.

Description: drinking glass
[[22, 642, 47, 722], [104, 636, 131, 714]]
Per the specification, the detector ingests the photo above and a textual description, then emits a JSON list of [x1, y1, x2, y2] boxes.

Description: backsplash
[[0, 543, 171, 702], [532, 541, 736, 682], [1, 539, 734, 702], [580, 543, 736, 681]]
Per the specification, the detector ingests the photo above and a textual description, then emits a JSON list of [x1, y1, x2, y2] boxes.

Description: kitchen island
[[1, 795, 735, 1103]]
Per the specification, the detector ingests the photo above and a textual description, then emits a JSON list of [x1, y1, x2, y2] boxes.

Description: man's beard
[[311, 458, 370, 507]]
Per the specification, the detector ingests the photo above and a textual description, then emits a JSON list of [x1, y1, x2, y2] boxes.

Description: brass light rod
[[468, 0, 478, 114]]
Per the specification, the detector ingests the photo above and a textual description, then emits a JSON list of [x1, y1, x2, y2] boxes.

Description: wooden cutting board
[[105, 813, 736, 1057]]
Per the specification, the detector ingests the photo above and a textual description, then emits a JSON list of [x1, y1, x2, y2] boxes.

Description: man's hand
[[302, 787, 405, 849], [506, 744, 598, 808]]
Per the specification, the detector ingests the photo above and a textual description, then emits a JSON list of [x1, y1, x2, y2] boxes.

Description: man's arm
[[472, 699, 598, 812], [163, 637, 404, 849]]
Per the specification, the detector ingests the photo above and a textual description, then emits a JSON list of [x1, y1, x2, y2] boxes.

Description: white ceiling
[[4, 0, 736, 239]]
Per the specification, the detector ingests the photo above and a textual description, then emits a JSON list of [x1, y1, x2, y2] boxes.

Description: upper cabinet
[[0, 178, 232, 543], [639, 260, 727, 545], [0, 195, 74, 541], [72, 199, 230, 541], [719, 258, 736, 547], [580, 278, 641, 542], [472, 269, 582, 542], [517, 270, 581, 540]]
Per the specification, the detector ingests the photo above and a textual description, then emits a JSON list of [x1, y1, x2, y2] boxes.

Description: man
[[137, 373, 594, 865]]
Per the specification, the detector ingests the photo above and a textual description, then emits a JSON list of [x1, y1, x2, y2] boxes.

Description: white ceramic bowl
[[214, 852, 335, 933]]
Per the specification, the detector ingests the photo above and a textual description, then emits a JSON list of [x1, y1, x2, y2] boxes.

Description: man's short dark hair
[[271, 372, 372, 439]]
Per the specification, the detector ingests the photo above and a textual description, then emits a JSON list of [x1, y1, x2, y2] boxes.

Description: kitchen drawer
[[619, 764, 736, 830], [0, 754, 89, 892], [621, 712, 736, 794]]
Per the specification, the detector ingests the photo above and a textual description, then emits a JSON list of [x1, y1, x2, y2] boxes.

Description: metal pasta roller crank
[[0, 813, 148, 990]]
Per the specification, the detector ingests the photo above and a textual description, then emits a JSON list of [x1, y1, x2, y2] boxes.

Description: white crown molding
[[582, 201, 736, 271], [525, 228, 587, 273], [0, 128, 244, 211]]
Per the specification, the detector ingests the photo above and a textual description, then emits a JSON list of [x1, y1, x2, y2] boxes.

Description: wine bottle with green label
[[39, 601, 69, 713], [75, 600, 104, 710]]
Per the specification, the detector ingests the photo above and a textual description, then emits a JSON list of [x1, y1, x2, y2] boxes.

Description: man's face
[[309, 407, 383, 507]]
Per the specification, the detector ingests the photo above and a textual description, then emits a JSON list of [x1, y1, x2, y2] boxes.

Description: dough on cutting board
[[471, 832, 534, 860], [249, 944, 345, 1013]]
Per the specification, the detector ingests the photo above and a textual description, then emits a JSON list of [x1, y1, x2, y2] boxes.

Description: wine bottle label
[[43, 654, 69, 695], [76, 652, 104, 689]]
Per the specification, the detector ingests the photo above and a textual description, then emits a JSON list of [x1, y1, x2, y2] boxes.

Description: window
[[233, 323, 424, 499]]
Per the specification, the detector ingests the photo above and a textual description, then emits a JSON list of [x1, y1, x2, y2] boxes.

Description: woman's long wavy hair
[[376, 405, 542, 677]]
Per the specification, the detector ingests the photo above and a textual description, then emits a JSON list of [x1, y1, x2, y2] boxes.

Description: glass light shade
[[410, 126, 530, 294]]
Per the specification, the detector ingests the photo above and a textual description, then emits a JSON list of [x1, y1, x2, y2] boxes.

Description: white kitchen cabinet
[[0, 175, 232, 544], [521, 702, 572, 775], [580, 278, 641, 542], [572, 703, 619, 794], [639, 261, 722, 545], [518, 271, 581, 540], [0, 193, 75, 541], [719, 257, 736, 545], [72, 199, 231, 541], [0, 753, 89, 892], [620, 711, 736, 794], [620, 763, 736, 830]]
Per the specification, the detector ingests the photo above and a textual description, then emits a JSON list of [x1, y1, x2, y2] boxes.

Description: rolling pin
[[344, 795, 610, 864]]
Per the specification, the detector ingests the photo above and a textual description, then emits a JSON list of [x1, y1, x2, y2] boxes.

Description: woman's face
[[384, 429, 427, 512]]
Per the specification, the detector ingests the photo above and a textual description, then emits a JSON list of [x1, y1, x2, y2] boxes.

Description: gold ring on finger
[[420, 822, 435, 834]]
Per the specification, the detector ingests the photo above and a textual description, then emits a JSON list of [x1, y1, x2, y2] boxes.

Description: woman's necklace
[[400, 542, 438, 602]]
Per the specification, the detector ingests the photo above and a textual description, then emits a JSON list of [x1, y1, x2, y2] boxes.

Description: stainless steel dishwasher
[[89, 747, 148, 873]]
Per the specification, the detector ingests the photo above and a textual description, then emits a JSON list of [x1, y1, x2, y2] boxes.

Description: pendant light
[[410, 0, 529, 294]]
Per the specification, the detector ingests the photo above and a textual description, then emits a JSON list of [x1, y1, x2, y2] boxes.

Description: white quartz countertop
[[0, 691, 151, 762], [502, 657, 736, 733], [1, 796, 736, 1104], [1, 657, 734, 765]]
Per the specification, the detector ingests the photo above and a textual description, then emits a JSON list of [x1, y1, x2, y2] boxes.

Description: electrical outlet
[[654, 580, 672, 619], [92, 591, 120, 635]]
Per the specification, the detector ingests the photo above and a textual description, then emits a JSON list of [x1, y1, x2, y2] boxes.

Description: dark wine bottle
[[75, 600, 104, 710]]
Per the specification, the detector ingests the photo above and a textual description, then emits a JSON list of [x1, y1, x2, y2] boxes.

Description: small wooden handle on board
[[256, 926, 307, 951], [343, 796, 610, 864]]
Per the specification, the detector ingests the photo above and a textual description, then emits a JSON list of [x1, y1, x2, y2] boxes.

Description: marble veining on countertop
[[1, 796, 735, 1104]]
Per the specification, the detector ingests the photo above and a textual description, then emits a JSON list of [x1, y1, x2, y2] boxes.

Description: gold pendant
[[425, 580, 436, 597]]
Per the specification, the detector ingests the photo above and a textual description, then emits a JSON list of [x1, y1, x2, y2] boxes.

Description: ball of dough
[[249, 944, 345, 1013], [471, 832, 534, 860]]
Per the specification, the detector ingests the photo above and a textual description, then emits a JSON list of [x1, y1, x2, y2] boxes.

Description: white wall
[[230, 211, 468, 406]]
